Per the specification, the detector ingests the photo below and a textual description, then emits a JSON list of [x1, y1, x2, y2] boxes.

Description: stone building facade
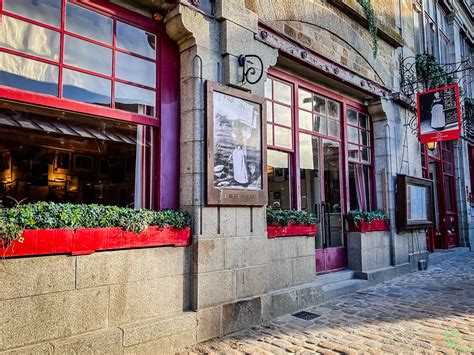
[[0, 0, 472, 353]]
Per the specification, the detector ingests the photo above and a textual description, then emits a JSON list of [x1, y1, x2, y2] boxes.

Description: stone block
[[123, 330, 196, 355], [180, 172, 203, 206], [197, 306, 222, 342], [1, 343, 53, 355], [252, 207, 267, 236], [0, 288, 108, 351], [121, 312, 196, 346], [225, 236, 269, 269], [180, 46, 222, 83], [180, 140, 204, 174], [222, 297, 262, 334], [195, 270, 235, 309], [296, 285, 324, 309], [376, 247, 391, 269], [219, 207, 237, 237], [361, 250, 377, 271], [215, 0, 258, 33], [236, 265, 268, 299], [268, 259, 293, 291], [51, 329, 122, 355], [200, 207, 219, 238], [292, 256, 316, 285], [193, 238, 225, 273], [0, 255, 75, 300], [235, 207, 252, 237], [76, 248, 190, 288], [264, 289, 299, 319], [108, 276, 189, 326], [221, 20, 255, 56]]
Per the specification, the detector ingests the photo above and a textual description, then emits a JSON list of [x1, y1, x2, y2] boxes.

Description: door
[[300, 136, 346, 273]]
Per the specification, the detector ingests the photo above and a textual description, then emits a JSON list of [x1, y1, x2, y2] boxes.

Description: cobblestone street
[[185, 253, 474, 354]]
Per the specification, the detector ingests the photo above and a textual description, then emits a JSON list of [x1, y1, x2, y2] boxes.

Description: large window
[[0, 0, 159, 118], [264, 71, 374, 213]]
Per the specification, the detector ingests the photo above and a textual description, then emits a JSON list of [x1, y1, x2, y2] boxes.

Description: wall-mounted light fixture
[[426, 141, 438, 151]]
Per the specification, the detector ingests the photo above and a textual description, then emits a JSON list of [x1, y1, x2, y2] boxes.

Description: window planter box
[[267, 224, 317, 239], [347, 220, 390, 233], [1, 227, 191, 258]]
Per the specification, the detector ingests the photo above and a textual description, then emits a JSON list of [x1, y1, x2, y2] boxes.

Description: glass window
[[298, 89, 312, 111], [116, 22, 156, 59], [264, 79, 272, 99], [116, 52, 156, 88], [0, 16, 60, 61], [267, 125, 273, 146], [327, 100, 340, 118], [66, 3, 113, 45], [273, 104, 291, 126], [274, 126, 292, 149], [0, 107, 156, 208], [273, 80, 292, 105], [62, 69, 111, 107], [64, 35, 113, 75], [0, 52, 58, 96], [115, 82, 155, 116], [3, 0, 62, 28], [299, 110, 312, 131], [348, 126, 359, 144], [348, 109, 358, 125], [267, 150, 291, 209], [413, 6, 423, 54], [266, 101, 273, 122]]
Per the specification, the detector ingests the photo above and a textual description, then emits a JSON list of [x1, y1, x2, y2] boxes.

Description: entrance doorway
[[300, 137, 346, 273], [422, 142, 459, 251]]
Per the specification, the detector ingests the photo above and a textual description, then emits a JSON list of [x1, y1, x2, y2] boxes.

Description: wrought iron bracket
[[238, 54, 264, 85]]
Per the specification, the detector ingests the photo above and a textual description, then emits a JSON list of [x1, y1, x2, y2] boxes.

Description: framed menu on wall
[[206, 81, 267, 206]]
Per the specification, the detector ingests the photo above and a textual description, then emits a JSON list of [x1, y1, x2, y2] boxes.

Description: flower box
[[347, 219, 390, 233], [267, 224, 317, 239], [1, 227, 191, 258]]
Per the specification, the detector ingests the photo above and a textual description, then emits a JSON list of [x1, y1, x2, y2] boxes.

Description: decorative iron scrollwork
[[238, 54, 264, 85]]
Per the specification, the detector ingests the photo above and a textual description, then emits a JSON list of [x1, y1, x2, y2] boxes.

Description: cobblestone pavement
[[185, 253, 474, 354]]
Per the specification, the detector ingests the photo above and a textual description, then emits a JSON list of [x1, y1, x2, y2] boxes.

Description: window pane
[[360, 130, 370, 146], [299, 133, 318, 170], [348, 144, 359, 161], [314, 115, 327, 135], [273, 80, 291, 105], [116, 52, 156, 88], [273, 103, 291, 126], [266, 101, 273, 122], [264, 78, 272, 99], [361, 147, 370, 163], [64, 35, 112, 75], [328, 119, 340, 137], [115, 82, 155, 116], [267, 124, 273, 146], [0, 52, 58, 96], [444, 176, 453, 211], [348, 109, 358, 125], [298, 89, 312, 111], [313, 95, 326, 114], [274, 127, 292, 149], [299, 109, 312, 130], [66, 3, 113, 45], [4, 0, 61, 27], [348, 163, 371, 211], [62, 69, 111, 107], [327, 100, 340, 118], [267, 150, 291, 209], [116, 22, 156, 59], [348, 126, 359, 144], [0, 16, 60, 61], [0, 108, 150, 208], [359, 113, 368, 129]]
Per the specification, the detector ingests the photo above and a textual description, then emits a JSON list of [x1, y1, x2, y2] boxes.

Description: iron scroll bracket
[[238, 54, 264, 85]]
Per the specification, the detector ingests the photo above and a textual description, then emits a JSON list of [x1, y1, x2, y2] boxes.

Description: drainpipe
[[385, 121, 396, 266]]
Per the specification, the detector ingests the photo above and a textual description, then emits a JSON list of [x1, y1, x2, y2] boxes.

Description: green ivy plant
[[347, 209, 388, 226], [0, 202, 192, 247], [266, 207, 318, 227], [415, 54, 455, 90], [358, 0, 378, 58]]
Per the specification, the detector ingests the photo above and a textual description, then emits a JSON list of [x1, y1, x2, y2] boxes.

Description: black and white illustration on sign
[[213, 91, 262, 190], [419, 86, 458, 135]]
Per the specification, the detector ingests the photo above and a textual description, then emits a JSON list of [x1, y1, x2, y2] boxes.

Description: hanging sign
[[417, 84, 461, 144]]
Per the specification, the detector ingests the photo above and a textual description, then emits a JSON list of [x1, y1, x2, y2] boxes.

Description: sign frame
[[206, 81, 267, 206], [417, 83, 461, 144]]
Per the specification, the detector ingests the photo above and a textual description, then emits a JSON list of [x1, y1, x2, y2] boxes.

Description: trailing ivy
[[415, 54, 455, 90], [347, 209, 388, 225], [266, 207, 318, 227], [358, 0, 378, 58], [0, 202, 192, 246]]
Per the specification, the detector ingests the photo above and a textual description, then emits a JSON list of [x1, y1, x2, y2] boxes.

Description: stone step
[[428, 247, 471, 267], [315, 270, 355, 286], [321, 279, 368, 301]]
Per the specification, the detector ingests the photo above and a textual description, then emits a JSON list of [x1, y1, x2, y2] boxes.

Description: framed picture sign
[[206, 81, 267, 205], [417, 84, 461, 144]]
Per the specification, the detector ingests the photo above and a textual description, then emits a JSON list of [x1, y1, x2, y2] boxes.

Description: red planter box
[[347, 220, 390, 233], [267, 224, 317, 239], [1, 226, 191, 258]]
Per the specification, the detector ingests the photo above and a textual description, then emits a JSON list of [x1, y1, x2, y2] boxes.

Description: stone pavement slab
[[183, 253, 474, 354]]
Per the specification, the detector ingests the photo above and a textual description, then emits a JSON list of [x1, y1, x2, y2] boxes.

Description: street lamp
[[426, 141, 438, 151]]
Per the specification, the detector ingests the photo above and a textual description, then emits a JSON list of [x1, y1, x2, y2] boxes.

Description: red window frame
[[265, 68, 375, 213], [0, 0, 164, 127]]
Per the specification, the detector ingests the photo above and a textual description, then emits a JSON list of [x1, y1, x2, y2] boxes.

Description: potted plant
[[266, 208, 318, 239], [0, 202, 192, 257], [346, 209, 390, 233]]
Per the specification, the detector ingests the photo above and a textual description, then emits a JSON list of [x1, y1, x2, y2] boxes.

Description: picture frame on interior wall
[[206, 81, 267, 206]]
